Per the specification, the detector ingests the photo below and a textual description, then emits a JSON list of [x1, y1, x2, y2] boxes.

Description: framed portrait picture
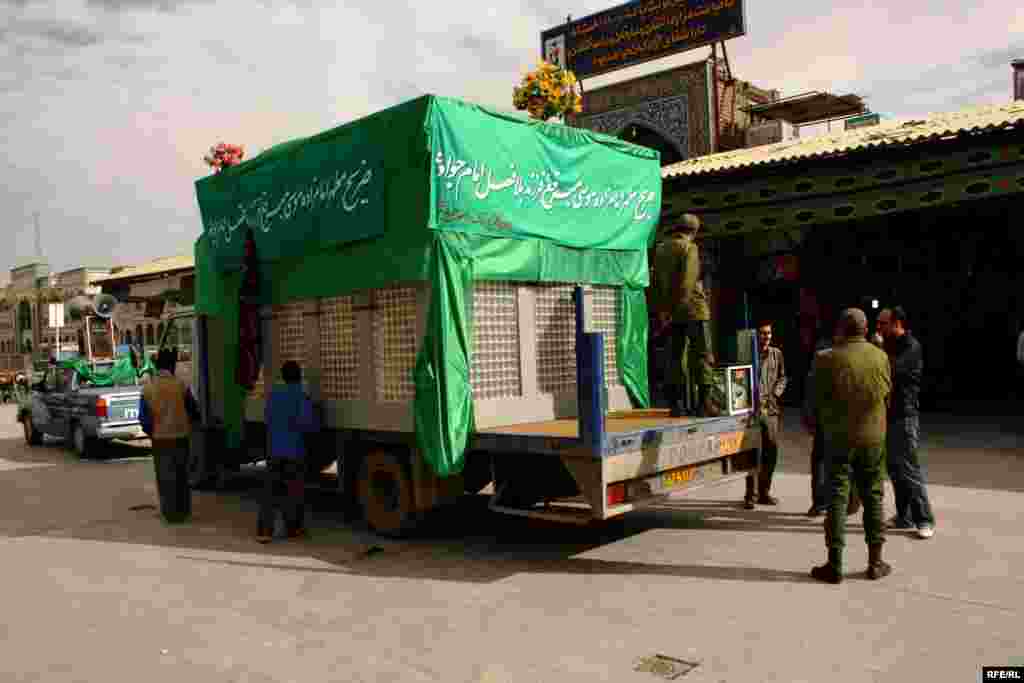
[[710, 364, 754, 416]]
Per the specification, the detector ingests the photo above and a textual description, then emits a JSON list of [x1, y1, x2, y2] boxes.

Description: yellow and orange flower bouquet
[[513, 61, 583, 121]]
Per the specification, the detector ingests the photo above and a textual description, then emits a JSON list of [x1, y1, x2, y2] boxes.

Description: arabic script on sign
[[434, 152, 658, 222], [205, 160, 376, 249]]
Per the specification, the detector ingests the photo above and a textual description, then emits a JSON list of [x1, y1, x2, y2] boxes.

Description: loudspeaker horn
[[93, 293, 118, 319]]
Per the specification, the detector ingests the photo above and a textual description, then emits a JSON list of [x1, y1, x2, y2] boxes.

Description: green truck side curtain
[[193, 94, 662, 474]]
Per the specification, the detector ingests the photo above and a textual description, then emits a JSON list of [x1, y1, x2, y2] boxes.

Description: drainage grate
[[634, 655, 700, 680]]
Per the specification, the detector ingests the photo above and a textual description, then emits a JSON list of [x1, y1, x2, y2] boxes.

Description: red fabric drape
[[236, 229, 262, 390]]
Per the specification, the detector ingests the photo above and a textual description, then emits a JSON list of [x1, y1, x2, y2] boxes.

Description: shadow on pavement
[[0, 403, 1012, 586], [0, 440, 822, 584], [772, 413, 1024, 493]]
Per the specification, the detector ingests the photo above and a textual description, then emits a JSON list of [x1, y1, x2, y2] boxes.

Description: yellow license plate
[[662, 466, 698, 488], [718, 431, 745, 456]]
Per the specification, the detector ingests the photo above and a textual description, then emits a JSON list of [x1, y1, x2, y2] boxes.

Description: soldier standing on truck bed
[[653, 213, 720, 418]]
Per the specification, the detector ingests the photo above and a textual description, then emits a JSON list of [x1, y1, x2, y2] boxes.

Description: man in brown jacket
[[652, 214, 718, 418], [140, 348, 200, 524], [810, 308, 893, 584], [744, 321, 787, 509]]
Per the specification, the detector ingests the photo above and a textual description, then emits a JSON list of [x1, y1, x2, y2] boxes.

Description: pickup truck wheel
[[71, 423, 96, 459], [23, 415, 42, 446], [358, 450, 416, 537]]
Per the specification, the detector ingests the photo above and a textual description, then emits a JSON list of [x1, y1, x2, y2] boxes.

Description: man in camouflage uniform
[[653, 214, 719, 418], [811, 308, 893, 584]]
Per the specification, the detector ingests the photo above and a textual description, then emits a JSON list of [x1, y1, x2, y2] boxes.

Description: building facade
[[573, 58, 778, 167], [95, 255, 195, 350], [36, 267, 113, 356], [660, 99, 1024, 408]]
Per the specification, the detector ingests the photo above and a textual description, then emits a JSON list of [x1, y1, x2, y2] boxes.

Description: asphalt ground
[[0, 403, 1021, 683]]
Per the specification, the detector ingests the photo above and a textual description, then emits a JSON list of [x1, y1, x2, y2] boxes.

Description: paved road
[[0, 404, 1021, 683]]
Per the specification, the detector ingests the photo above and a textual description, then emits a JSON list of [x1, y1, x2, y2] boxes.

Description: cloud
[[4, 18, 104, 47], [1, 0, 1022, 277], [970, 43, 1024, 70], [84, 0, 200, 12]]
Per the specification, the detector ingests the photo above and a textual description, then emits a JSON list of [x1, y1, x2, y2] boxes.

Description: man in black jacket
[[877, 307, 935, 539]]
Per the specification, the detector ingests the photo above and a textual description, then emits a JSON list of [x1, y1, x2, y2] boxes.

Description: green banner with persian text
[[195, 97, 431, 272], [428, 98, 662, 251]]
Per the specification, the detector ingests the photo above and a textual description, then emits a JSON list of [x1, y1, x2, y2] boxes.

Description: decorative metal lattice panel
[[373, 287, 418, 403], [252, 302, 310, 398], [470, 282, 522, 400], [275, 301, 309, 366], [320, 295, 359, 400], [591, 285, 622, 386], [535, 284, 578, 394], [536, 284, 621, 394]]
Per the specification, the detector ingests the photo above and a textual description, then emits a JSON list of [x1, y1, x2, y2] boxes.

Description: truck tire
[[358, 449, 417, 537], [71, 423, 97, 459], [23, 415, 42, 446]]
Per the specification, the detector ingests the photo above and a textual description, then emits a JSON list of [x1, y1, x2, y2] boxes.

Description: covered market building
[[658, 100, 1024, 410]]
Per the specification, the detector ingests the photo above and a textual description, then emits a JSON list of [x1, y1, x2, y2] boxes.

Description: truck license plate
[[718, 431, 745, 456], [662, 465, 700, 490], [121, 408, 139, 420]]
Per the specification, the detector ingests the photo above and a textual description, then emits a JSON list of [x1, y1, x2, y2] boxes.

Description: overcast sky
[[2, 0, 1022, 281]]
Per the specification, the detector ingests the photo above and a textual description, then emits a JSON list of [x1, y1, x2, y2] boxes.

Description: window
[[135, 325, 143, 346], [125, 331, 133, 345], [146, 324, 155, 346]]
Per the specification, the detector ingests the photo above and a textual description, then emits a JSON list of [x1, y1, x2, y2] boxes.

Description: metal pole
[[743, 291, 759, 413], [710, 45, 721, 153]]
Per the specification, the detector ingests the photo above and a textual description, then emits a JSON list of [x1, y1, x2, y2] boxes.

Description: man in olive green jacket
[[653, 214, 719, 418], [811, 308, 893, 584]]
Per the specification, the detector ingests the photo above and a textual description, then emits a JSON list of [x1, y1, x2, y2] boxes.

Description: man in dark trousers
[[744, 321, 787, 509], [877, 306, 935, 539], [652, 213, 719, 418], [140, 348, 200, 524], [811, 308, 892, 584], [258, 361, 319, 543], [803, 326, 861, 518]]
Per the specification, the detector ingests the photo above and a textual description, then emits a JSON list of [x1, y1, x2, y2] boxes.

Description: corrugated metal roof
[[95, 254, 194, 284], [663, 100, 1024, 179]]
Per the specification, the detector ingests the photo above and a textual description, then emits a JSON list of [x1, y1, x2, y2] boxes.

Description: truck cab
[[156, 306, 197, 391]]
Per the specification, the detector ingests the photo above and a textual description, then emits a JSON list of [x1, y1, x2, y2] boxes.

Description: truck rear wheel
[[358, 450, 416, 537], [71, 423, 96, 459]]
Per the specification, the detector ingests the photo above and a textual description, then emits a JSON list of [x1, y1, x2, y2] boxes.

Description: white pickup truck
[[18, 360, 144, 458]]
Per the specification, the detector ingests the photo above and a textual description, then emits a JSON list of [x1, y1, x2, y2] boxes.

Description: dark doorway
[[619, 124, 684, 166]]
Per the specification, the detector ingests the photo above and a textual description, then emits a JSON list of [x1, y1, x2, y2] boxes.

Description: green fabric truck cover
[[194, 95, 661, 477], [59, 355, 154, 387]]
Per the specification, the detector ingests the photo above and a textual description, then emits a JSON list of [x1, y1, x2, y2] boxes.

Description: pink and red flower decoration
[[203, 143, 245, 172]]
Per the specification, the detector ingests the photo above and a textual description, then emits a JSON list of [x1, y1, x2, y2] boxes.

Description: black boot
[[866, 543, 892, 580], [742, 475, 756, 509], [757, 474, 778, 505], [811, 548, 844, 584]]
